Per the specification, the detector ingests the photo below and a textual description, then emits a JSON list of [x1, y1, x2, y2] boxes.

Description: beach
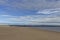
[[0, 27, 60, 40]]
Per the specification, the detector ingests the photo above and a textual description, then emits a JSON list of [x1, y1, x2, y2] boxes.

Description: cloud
[[0, 14, 18, 18], [0, 0, 60, 25], [46, 0, 59, 2], [0, 7, 60, 25], [4, 14, 60, 25], [37, 8, 60, 15], [0, 14, 9, 17], [0, 0, 60, 10], [0, 13, 60, 25], [0, 0, 8, 5]]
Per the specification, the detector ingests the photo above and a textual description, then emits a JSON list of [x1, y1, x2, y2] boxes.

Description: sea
[[32, 27, 60, 32]]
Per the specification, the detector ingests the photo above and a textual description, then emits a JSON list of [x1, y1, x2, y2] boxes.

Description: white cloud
[[37, 8, 60, 15], [5, 14, 60, 25], [0, 14, 18, 18], [1, 15, 10, 16]]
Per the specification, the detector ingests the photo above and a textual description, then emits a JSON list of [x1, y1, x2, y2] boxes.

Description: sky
[[0, 0, 60, 25]]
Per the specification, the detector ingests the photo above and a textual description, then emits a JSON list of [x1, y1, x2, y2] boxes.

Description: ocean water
[[33, 27, 60, 32]]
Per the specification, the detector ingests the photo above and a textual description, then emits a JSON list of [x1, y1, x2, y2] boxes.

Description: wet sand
[[0, 27, 60, 40]]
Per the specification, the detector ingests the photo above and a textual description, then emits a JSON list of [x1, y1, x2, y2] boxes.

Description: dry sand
[[0, 27, 60, 40]]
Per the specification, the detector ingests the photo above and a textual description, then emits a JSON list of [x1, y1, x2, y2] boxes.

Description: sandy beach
[[0, 27, 60, 40]]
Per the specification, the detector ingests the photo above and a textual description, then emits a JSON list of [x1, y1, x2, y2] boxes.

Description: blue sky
[[0, 0, 60, 25]]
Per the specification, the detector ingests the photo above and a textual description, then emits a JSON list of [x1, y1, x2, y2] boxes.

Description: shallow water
[[33, 27, 60, 32]]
